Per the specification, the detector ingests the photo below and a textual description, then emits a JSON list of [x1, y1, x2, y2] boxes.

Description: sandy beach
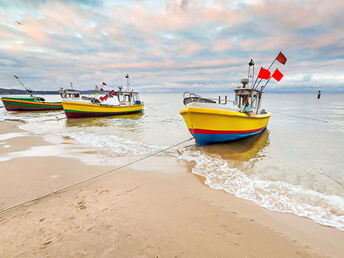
[[0, 120, 343, 257]]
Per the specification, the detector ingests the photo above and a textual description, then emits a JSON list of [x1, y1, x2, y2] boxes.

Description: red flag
[[104, 95, 109, 100], [110, 90, 115, 95], [272, 68, 284, 81], [100, 88, 104, 92], [102, 82, 107, 86], [276, 52, 287, 65], [257, 67, 271, 80], [99, 96, 104, 101]]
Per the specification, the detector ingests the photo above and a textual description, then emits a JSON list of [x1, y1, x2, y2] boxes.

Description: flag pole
[[252, 51, 282, 90], [260, 77, 272, 91], [253, 58, 277, 90]]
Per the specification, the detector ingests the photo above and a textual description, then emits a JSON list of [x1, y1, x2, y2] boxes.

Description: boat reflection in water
[[189, 129, 270, 174], [65, 112, 144, 128]]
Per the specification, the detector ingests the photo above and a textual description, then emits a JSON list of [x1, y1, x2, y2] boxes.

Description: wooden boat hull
[[180, 106, 271, 146], [1, 97, 62, 111], [62, 100, 144, 118]]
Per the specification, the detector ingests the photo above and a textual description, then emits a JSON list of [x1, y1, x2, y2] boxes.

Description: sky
[[0, 0, 343, 93]]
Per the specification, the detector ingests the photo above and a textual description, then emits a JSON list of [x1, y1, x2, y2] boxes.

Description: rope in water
[[272, 111, 329, 123], [0, 137, 194, 215], [40, 116, 66, 122]]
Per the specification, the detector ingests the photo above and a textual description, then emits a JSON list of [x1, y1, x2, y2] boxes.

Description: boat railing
[[81, 96, 101, 104], [183, 92, 233, 106]]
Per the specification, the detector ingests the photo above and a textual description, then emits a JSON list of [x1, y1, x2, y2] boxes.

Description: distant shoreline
[[0, 88, 343, 95], [0, 88, 108, 95]]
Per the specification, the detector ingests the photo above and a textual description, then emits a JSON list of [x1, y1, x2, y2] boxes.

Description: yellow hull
[[180, 106, 271, 146], [62, 100, 144, 118]]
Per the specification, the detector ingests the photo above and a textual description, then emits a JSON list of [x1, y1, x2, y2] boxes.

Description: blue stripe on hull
[[193, 128, 266, 146]]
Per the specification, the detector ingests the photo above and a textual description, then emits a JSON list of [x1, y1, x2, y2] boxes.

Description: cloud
[[212, 39, 231, 52], [0, 0, 343, 93]]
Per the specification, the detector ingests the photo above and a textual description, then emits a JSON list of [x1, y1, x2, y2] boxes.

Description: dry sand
[[0, 121, 343, 257]]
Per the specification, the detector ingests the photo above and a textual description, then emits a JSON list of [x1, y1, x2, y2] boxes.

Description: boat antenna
[[125, 74, 131, 91], [13, 74, 33, 97], [70, 82, 73, 89], [248, 59, 255, 88]]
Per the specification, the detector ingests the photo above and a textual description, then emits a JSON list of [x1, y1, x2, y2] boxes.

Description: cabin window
[[235, 95, 240, 107], [118, 94, 124, 102]]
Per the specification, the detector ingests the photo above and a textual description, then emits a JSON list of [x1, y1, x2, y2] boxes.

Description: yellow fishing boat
[[62, 75, 143, 118], [180, 59, 272, 146], [62, 98, 143, 118]]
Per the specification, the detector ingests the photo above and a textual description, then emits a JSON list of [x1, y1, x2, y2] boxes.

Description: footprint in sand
[[230, 241, 240, 248], [85, 224, 95, 231], [220, 224, 242, 235], [77, 200, 87, 210], [43, 240, 52, 245], [40, 240, 52, 249], [99, 189, 109, 194]]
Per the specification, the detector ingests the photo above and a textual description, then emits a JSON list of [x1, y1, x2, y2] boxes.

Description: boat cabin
[[59, 88, 80, 99], [234, 79, 262, 114], [113, 86, 141, 106]]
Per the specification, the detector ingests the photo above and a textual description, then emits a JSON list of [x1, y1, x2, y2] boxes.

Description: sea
[[1, 93, 344, 231]]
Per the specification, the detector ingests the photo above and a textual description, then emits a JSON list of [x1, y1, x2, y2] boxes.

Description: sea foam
[[178, 150, 344, 231]]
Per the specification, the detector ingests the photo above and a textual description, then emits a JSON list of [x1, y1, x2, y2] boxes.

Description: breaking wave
[[178, 150, 344, 231]]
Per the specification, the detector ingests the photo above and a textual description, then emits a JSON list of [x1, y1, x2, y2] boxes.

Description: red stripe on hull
[[189, 127, 266, 135], [65, 110, 142, 118], [4, 104, 63, 111]]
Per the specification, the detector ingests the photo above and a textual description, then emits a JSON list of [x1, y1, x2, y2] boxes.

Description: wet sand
[[0, 121, 343, 257]]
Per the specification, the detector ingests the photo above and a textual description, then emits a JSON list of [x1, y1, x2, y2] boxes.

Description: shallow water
[[1, 93, 344, 230]]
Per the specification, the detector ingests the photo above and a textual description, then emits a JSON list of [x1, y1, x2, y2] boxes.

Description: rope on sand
[[0, 137, 194, 215]]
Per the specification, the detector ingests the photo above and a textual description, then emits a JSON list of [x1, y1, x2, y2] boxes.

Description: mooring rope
[[272, 111, 329, 123], [40, 116, 66, 122], [0, 137, 194, 215]]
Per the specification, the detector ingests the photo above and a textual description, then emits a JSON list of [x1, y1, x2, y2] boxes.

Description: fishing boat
[[1, 96, 63, 111], [62, 75, 143, 118], [180, 52, 287, 146], [1, 74, 62, 111]]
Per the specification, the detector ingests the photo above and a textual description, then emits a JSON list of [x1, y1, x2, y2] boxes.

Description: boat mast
[[248, 59, 255, 89], [125, 74, 131, 91], [247, 59, 260, 114], [13, 74, 34, 97]]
